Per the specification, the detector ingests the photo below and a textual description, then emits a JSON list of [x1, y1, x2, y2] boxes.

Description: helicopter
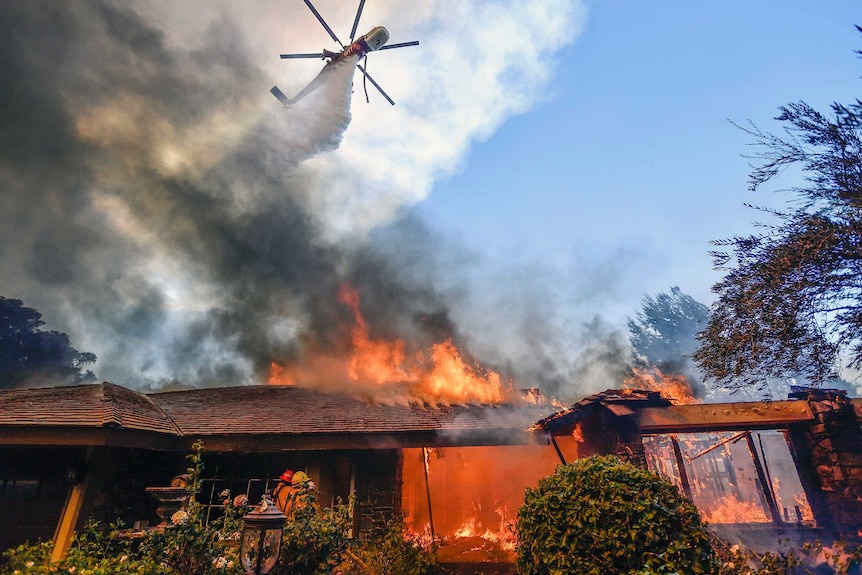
[[270, 0, 419, 107]]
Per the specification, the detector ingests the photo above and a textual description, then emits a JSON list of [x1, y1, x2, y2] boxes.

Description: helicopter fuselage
[[323, 26, 390, 63]]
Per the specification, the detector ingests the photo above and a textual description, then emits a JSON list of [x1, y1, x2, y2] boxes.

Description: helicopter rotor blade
[[279, 53, 325, 59], [303, 0, 343, 48], [357, 63, 395, 106], [377, 41, 420, 51], [349, 0, 366, 42]]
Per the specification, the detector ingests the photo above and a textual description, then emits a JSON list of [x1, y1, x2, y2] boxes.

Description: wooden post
[[549, 434, 567, 465], [52, 448, 94, 562], [744, 432, 783, 525], [421, 447, 436, 548], [669, 435, 693, 501]]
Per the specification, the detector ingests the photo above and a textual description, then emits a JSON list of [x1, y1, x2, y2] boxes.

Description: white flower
[[219, 489, 231, 498], [213, 557, 227, 569], [119, 555, 128, 563], [25, 561, 34, 568], [171, 509, 189, 525]]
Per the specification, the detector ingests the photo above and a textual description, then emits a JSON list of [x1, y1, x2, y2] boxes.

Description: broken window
[[643, 430, 814, 525]]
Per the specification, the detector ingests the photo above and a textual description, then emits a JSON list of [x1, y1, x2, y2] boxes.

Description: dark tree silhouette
[[0, 297, 96, 389], [694, 30, 862, 390]]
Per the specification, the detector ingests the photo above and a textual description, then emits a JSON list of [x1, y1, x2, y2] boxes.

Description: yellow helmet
[[291, 471, 309, 485]]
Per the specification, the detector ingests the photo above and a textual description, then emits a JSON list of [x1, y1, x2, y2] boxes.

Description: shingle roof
[[0, 382, 551, 441], [0, 382, 180, 434], [151, 384, 550, 436]]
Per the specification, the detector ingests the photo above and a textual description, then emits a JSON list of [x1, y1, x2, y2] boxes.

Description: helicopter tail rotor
[[270, 85, 291, 106]]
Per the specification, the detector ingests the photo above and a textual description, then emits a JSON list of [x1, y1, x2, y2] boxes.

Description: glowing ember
[[625, 366, 701, 404], [269, 284, 509, 404]]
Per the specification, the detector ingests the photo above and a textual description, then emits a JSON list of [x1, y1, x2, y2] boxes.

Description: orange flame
[[338, 285, 414, 383], [268, 284, 509, 404], [452, 514, 516, 552], [625, 366, 701, 405], [572, 422, 585, 443], [699, 493, 770, 524], [268, 362, 295, 386]]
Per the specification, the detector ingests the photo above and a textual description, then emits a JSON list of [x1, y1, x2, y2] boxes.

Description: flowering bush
[[272, 489, 353, 575], [713, 537, 861, 575]]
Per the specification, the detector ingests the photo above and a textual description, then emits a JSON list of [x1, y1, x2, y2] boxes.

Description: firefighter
[[292, 471, 314, 490], [273, 469, 295, 513]]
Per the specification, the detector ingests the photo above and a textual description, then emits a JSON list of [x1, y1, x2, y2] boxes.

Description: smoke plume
[[0, 0, 628, 401]]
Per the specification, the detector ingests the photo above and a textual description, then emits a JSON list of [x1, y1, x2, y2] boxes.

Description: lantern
[[239, 495, 287, 575]]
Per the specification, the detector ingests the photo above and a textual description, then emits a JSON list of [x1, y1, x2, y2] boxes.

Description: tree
[[516, 456, 718, 575], [694, 91, 862, 390], [692, 29, 862, 390], [628, 287, 710, 394], [0, 297, 96, 389]]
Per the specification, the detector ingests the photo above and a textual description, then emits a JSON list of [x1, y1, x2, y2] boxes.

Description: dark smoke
[[0, 1, 632, 398], [0, 0, 355, 388]]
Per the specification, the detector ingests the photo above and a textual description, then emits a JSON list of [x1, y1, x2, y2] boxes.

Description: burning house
[[535, 388, 862, 547], [1, 381, 861, 569], [0, 381, 558, 565]]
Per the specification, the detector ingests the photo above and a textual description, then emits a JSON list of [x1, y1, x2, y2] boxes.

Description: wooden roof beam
[[638, 400, 814, 434]]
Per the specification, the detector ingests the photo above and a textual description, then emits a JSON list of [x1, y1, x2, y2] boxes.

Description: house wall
[[785, 390, 862, 539], [0, 445, 404, 555]]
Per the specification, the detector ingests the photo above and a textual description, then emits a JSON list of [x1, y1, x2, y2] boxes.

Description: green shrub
[[516, 455, 718, 575]]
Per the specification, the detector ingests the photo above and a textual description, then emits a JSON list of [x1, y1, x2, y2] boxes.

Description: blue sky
[[418, 1, 861, 320]]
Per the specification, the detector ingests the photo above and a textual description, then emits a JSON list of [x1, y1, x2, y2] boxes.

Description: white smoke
[[142, 0, 586, 239]]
